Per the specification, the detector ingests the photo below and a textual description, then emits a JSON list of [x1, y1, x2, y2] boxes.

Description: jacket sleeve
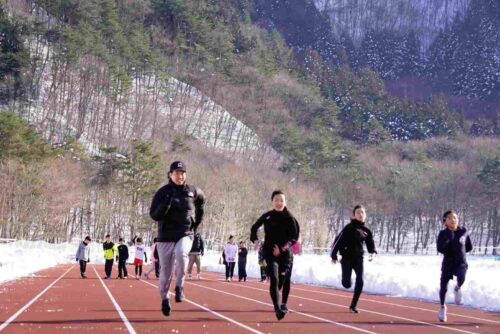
[[76, 245, 81, 259], [193, 188, 205, 231], [282, 216, 300, 252], [144, 251, 148, 263], [465, 232, 473, 253], [150, 187, 172, 221], [330, 226, 347, 260], [250, 215, 265, 243], [365, 228, 377, 254], [201, 238, 205, 255], [437, 230, 452, 254]]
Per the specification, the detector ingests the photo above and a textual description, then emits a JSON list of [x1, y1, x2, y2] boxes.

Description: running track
[[0, 265, 498, 333]]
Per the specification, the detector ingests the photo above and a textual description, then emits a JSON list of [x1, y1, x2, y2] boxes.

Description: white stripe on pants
[[157, 236, 193, 300]]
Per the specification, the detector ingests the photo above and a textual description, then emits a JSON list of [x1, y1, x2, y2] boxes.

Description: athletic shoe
[[454, 285, 463, 305], [175, 286, 185, 303], [280, 304, 288, 314], [144, 273, 150, 280], [349, 306, 359, 314], [438, 305, 447, 322], [197, 274, 201, 280], [136, 276, 140, 280], [275, 307, 286, 320], [161, 299, 171, 316], [226, 278, 230, 282]]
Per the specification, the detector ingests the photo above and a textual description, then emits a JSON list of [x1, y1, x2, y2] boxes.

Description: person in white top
[[223, 235, 238, 281], [133, 236, 148, 280]]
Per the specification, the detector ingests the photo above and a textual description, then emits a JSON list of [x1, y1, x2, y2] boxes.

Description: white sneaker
[[438, 305, 447, 322], [197, 274, 201, 280], [454, 286, 463, 305]]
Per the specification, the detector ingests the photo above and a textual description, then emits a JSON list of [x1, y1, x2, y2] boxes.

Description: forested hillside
[[0, 0, 498, 254]]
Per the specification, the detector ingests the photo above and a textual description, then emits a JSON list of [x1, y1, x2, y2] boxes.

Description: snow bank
[[202, 250, 500, 311]]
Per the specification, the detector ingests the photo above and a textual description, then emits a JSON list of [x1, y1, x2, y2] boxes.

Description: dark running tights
[[341, 257, 364, 308], [225, 262, 235, 278], [439, 266, 467, 305], [269, 260, 293, 309], [135, 265, 142, 276]]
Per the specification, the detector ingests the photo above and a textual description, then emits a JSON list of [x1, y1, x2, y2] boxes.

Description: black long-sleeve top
[[150, 181, 205, 242], [330, 219, 377, 261], [437, 227, 473, 270], [250, 207, 300, 258], [117, 244, 129, 260]]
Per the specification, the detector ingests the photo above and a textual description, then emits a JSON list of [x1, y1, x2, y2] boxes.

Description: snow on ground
[[203, 250, 500, 312], [1, 240, 499, 311]]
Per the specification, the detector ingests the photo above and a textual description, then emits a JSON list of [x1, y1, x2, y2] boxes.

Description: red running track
[[0, 264, 498, 334]]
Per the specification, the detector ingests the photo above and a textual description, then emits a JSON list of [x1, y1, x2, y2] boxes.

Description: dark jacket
[[150, 181, 205, 242], [250, 207, 300, 258], [189, 234, 204, 255], [238, 247, 248, 263], [330, 219, 377, 261], [437, 227, 473, 271], [117, 244, 129, 261]]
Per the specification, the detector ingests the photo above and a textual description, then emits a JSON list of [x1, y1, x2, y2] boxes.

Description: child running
[[250, 190, 300, 320], [437, 210, 473, 322], [133, 236, 148, 280], [76, 236, 91, 278], [330, 204, 377, 313]]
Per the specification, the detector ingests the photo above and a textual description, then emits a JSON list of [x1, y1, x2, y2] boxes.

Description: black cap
[[105, 234, 110, 238], [170, 161, 186, 172], [85, 236, 92, 241]]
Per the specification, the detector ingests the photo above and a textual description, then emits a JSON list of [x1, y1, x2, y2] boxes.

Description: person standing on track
[[116, 237, 129, 279], [187, 233, 204, 280], [133, 236, 148, 280], [76, 236, 91, 278], [330, 204, 377, 314], [224, 235, 238, 281], [238, 241, 248, 282], [437, 210, 473, 322], [145, 237, 160, 280], [103, 234, 117, 279], [250, 190, 300, 320], [150, 161, 205, 317]]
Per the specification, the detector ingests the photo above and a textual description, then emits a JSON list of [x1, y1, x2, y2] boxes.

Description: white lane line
[[290, 285, 500, 325], [204, 276, 480, 334], [203, 271, 500, 325], [0, 265, 74, 332], [137, 277, 264, 334], [186, 281, 379, 334], [93, 266, 137, 334]]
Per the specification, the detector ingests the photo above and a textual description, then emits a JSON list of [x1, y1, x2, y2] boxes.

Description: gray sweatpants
[[157, 236, 193, 300]]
